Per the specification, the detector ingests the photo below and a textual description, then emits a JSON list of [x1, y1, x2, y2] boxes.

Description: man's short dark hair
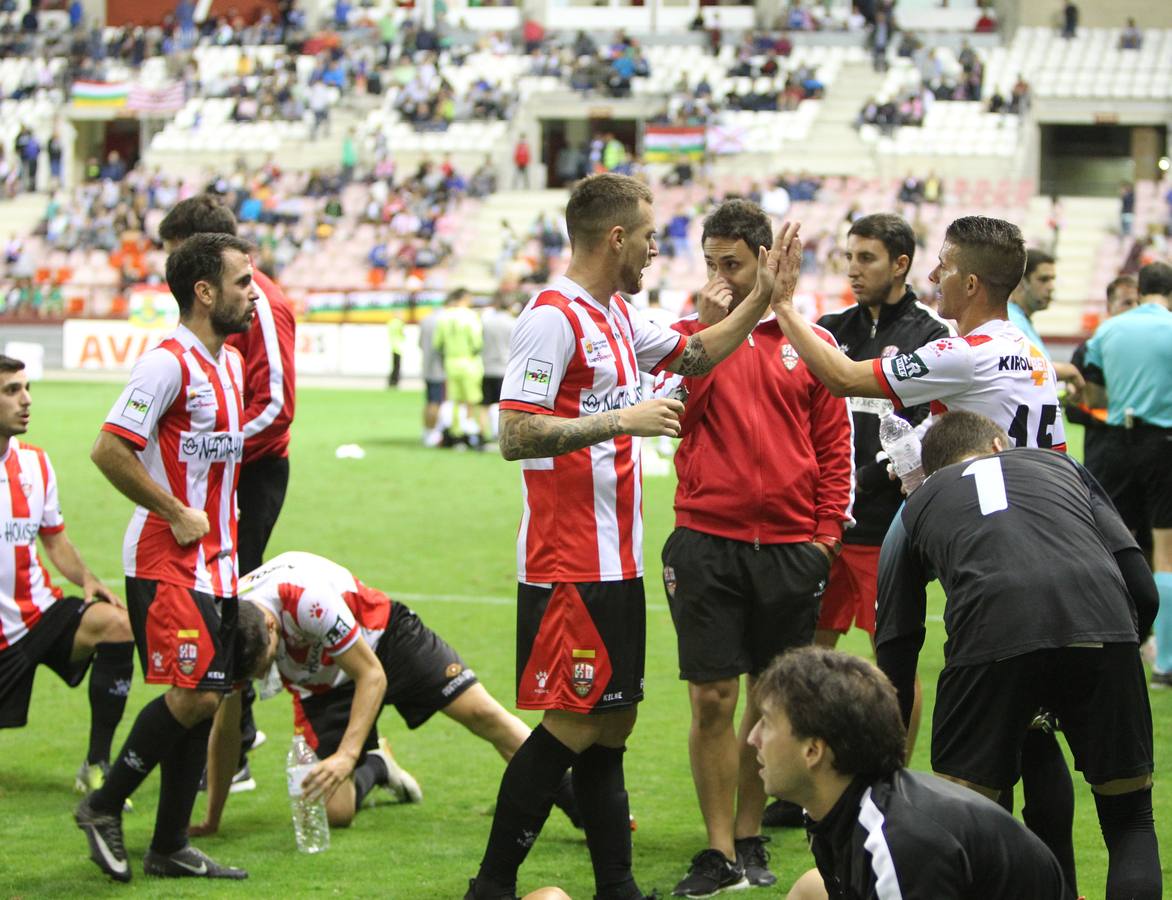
[[565, 173, 652, 250], [1137, 261, 1172, 298], [236, 601, 270, 681], [165, 233, 254, 316], [847, 213, 915, 272], [158, 194, 238, 243], [0, 355, 25, 375], [1023, 248, 1054, 280], [701, 199, 772, 253], [446, 287, 470, 305], [754, 647, 905, 779], [944, 216, 1027, 303], [1106, 274, 1137, 303], [921, 410, 1010, 476]]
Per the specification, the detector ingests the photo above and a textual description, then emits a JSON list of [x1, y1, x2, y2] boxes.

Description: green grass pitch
[[1, 382, 1167, 897]]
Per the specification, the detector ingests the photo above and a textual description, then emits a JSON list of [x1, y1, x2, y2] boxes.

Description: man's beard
[[212, 301, 253, 336]]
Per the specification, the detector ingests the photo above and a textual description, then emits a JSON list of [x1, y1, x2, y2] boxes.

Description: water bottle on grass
[[287, 735, 330, 854]]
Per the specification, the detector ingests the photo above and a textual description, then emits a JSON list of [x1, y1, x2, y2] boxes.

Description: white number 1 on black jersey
[[962, 457, 1009, 516]]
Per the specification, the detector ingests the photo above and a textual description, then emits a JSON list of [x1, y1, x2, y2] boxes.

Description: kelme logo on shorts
[[890, 352, 928, 381]]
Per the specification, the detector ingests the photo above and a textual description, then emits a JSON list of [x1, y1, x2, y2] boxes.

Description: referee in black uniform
[[875, 411, 1161, 900]]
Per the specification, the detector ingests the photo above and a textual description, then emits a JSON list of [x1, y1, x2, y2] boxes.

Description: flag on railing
[[127, 82, 187, 114], [71, 81, 129, 108], [643, 125, 706, 163]]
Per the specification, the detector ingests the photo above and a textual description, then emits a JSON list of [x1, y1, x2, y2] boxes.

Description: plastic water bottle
[[287, 735, 330, 854], [879, 410, 925, 493]]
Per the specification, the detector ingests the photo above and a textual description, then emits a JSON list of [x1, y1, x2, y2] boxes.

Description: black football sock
[[1020, 728, 1077, 894], [151, 718, 213, 855], [475, 724, 578, 893], [90, 695, 187, 814], [552, 770, 582, 827], [353, 753, 389, 808], [1094, 787, 1162, 900], [86, 641, 134, 765], [573, 744, 639, 900]]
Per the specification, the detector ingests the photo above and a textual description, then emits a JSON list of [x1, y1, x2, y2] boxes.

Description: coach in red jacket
[[159, 195, 297, 790], [657, 200, 854, 898]]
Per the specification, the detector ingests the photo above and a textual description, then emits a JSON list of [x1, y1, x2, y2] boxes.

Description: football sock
[[1153, 572, 1172, 673], [151, 718, 212, 855], [1020, 728, 1077, 894], [475, 724, 577, 892], [91, 695, 187, 814], [573, 744, 640, 900], [552, 770, 582, 827], [1093, 787, 1161, 900], [353, 753, 389, 808], [86, 641, 134, 765]]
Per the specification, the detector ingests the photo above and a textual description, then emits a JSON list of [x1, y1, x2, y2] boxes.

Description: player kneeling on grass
[[749, 647, 1068, 899], [194, 551, 580, 832], [0, 355, 135, 797]]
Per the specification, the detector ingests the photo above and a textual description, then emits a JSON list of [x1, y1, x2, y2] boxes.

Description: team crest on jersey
[[890, 352, 929, 381], [571, 648, 596, 697], [17, 474, 32, 497], [523, 358, 554, 397], [780, 345, 800, 371], [881, 345, 899, 358], [580, 336, 614, 367], [178, 642, 198, 676]]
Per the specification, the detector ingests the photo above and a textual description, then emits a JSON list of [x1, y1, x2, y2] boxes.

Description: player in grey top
[[481, 294, 517, 442], [419, 302, 449, 446]]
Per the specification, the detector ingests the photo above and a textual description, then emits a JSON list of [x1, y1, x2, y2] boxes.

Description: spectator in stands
[[897, 173, 924, 208], [1120, 182, 1136, 238], [1120, 18, 1142, 50], [1061, 1, 1079, 38], [100, 151, 126, 183], [923, 171, 943, 205], [513, 135, 532, 190], [974, 9, 999, 33], [868, 10, 891, 73]]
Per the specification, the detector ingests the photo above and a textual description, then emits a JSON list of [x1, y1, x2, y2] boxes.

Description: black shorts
[[931, 643, 1153, 789], [0, 597, 90, 728], [662, 528, 829, 682], [125, 577, 237, 692], [1090, 425, 1172, 529], [481, 375, 504, 405], [516, 579, 645, 713], [292, 602, 477, 758], [236, 454, 290, 575], [425, 379, 445, 406]]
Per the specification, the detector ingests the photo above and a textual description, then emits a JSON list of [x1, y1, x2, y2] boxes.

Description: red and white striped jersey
[[238, 551, 391, 699], [102, 325, 246, 596], [0, 439, 64, 650], [873, 319, 1068, 452], [499, 276, 686, 583], [225, 269, 296, 464]]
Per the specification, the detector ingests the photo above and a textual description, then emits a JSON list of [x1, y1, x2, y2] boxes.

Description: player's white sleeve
[[499, 304, 576, 412], [102, 349, 182, 448], [875, 338, 975, 410], [39, 451, 65, 532], [240, 289, 286, 439], [292, 573, 361, 657]]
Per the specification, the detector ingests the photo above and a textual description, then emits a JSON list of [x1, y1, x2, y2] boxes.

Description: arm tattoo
[[500, 410, 622, 460], [675, 335, 715, 376]]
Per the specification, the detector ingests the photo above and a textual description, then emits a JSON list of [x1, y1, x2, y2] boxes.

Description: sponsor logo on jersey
[[881, 345, 900, 358], [3, 520, 39, 543], [848, 397, 894, 417], [178, 641, 199, 676], [324, 615, 351, 647], [522, 358, 554, 396], [123, 389, 154, 424], [580, 336, 614, 367], [178, 431, 244, 463], [534, 670, 549, 691], [151, 650, 165, 671], [441, 667, 475, 697], [445, 662, 463, 678], [603, 691, 624, 702], [890, 352, 928, 380], [581, 385, 642, 415], [780, 344, 800, 371], [997, 353, 1050, 386], [185, 384, 218, 412], [928, 339, 956, 357]]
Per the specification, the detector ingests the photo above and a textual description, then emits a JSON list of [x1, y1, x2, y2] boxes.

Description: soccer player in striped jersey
[[0, 355, 134, 797], [77, 233, 260, 882], [466, 174, 802, 900]]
